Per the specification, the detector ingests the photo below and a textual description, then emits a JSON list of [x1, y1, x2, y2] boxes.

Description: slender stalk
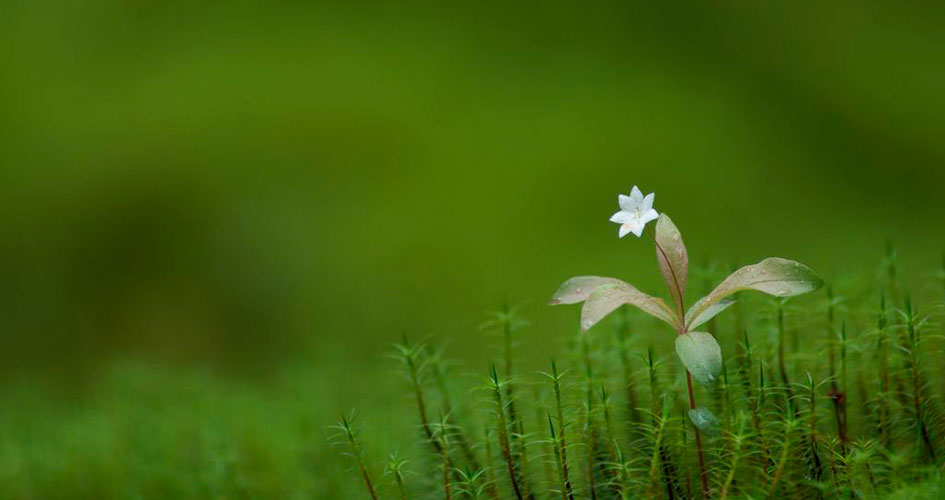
[[719, 419, 746, 500], [440, 426, 453, 500], [826, 287, 843, 443], [582, 338, 599, 500], [498, 303, 533, 499], [429, 347, 481, 471], [384, 455, 409, 500], [806, 374, 824, 486], [767, 412, 798, 497], [550, 361, 575, 500], [776, 300, 796, 416], [338, 415, 379, 500], [600, 385, 622, 497], [490, 365, 524, 500], [904, 297, 936, 463], [680, 409, 691, 500], [829, 323, 849, 459], [840, 322, 849, 449], [394, 471, 408, 500], [758, 364, 771, 478], [484, 425, 501, 500], [877, 292, 891, 449], [396, 477, 408, 500], [614, 444, 631, 499], [400, 337, 446, 457], [548, 413, 570, 500], [738, 329, 768, 479], [646, 399, 671, 500], [685, 370, 710, 497], [647, 348, 680, 500], [651, 234, 709, 498]]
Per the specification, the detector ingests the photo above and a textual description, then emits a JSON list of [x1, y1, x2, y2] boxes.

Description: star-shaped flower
[[610, 186, 658, 238]]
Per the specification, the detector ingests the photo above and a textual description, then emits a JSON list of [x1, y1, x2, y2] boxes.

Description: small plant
[[383, 453, 411, 500], [333, 186, 945, 499], [549, 186, 824, 496], [330, 412, 379, 500]]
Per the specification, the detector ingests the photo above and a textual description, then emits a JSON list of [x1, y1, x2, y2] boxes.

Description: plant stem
[[600, 385, 622, 497], [776, 301, 796, 416], [582, 337, 599, 500], [719, 427, 743, 500], [394, 471, 407, 500], [806, 375, 824, 486], [767, 419, 796, 497], [551, 361, 575, 500], [877, 293, 891, 449], [484, 425, 501, 500], [441, 433, 452, 500], [647, 348, 679, 500], [499, 303, 533, 499], [357, 458, 379, 500], [340, 415, 379, 500], [651, 232, 709, 497], [548, 414, 570, 500], [646, 397, 670, 500], [685, 370, 710, 498], [491, 365, 524, 500], [430, 348, 481, 471], [905, 298, 937, 463], [402, 337, 447, 458]]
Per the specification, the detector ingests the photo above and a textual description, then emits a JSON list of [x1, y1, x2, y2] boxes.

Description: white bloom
[[610, 186, 659, 238]]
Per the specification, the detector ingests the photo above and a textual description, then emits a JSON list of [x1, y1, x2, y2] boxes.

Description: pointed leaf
[[548, 276, 625, 305], [579, 282, 678, 332], [685, 299, 735, 330], [675, 331, 722, 387], [654, 214, 688, 315], [688, 407, 720, 435], [686, 257, 823, 326]]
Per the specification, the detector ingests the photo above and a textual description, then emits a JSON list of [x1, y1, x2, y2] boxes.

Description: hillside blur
[[2, 0, 944, 424]]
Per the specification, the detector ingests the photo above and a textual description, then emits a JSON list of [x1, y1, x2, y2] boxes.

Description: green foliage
[[338, 254, 945, 499], [675, 331, 723, 387]]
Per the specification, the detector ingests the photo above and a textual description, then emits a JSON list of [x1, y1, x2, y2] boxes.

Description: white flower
[[610, 186, 659, 238]]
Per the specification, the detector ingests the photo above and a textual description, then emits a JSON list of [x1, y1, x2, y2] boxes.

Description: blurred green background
[[2, 0, 945, 497]]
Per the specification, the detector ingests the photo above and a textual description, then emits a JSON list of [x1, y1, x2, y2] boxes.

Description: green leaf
[[578, 282, 678, 332], [675, 331, 722, 387], [688, 407, 720, 435], [654, 214, 688, 315], [686, 257, 823, 327], [548, 276, 625, 305], [685, 298, 735, 330]]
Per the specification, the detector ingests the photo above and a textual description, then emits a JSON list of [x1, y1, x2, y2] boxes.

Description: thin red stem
[[647, 226, 707, 496], [687, 371, 709, 497]]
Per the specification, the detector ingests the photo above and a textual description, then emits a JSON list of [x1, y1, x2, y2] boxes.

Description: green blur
[[1, 1, 944, 497]]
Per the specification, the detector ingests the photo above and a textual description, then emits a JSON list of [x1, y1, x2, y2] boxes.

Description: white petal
[[641, 209, 659, 224], [630, 186, 643, 202], [618, 224, 632, 238], [618, 194, 634, 211], [610, 210, 632, 223], [642, 192, 655, 211], [629, 222, 645, 237]]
